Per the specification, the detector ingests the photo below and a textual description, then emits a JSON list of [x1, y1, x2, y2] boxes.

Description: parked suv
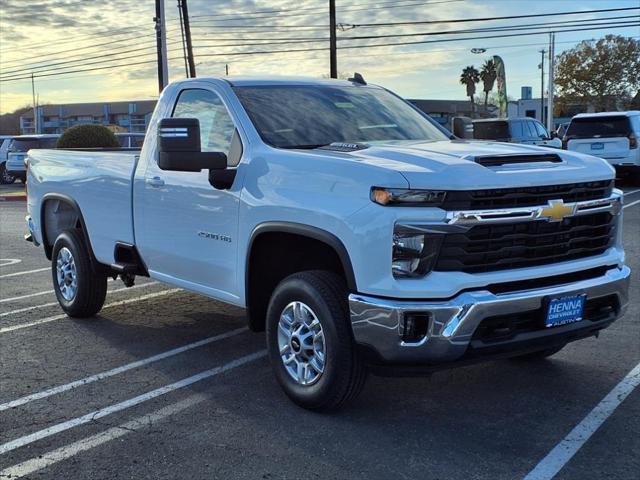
[[563, 112, 640, 181], [6, 134, 60, 182], [473, 118, 561, 148]]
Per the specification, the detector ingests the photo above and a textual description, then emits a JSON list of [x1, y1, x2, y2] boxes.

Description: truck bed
[[27, 149, 140, 266]]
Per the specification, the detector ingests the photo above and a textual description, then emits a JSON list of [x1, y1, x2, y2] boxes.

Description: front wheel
[[52, 230, 107, 318], [266, 271, 367, 411]]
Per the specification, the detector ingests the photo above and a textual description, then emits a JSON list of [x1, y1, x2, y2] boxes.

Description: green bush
[[57, 125, 120, 149]]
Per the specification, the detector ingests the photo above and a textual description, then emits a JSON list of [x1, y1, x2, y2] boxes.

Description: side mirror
[[452, 116, 474, 139], [157, 118, 227, 172], [549, 131, 558, 139]]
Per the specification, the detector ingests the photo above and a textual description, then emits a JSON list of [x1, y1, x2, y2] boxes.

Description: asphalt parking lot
[[0, 186, 638, 480]]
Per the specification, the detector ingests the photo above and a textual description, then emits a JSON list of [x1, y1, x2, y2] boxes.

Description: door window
[[510, 121, 524, 139], [172, 89, 236, 161], [523, 121, 537, 140], [533, 121, 548, 139]]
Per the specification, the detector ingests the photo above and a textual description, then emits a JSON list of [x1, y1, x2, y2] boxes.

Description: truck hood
[[308, 140, 615, 190]]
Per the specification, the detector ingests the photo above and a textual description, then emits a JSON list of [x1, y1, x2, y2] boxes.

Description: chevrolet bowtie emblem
[[539, 199, 575, 222]]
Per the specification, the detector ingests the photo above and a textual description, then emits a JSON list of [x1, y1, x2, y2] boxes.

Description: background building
[[408, 99, 497, 129], [20, 100, 156, 135]]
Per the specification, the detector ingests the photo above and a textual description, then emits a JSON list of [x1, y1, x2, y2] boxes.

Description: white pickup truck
[[26, 76, 630, 411]]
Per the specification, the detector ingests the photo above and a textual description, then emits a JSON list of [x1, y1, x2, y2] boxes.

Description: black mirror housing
[[157, 118, 227, 172]]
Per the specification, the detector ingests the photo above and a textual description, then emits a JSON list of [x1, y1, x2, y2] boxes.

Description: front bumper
[[349, 265, 630, 366]]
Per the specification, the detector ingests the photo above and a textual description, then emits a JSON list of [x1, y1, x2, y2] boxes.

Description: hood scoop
[[473, 153, 562, 167], [318, 142, 369, 152]]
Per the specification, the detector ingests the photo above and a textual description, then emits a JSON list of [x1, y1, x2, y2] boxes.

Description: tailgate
[[567, 137, 630, 159]]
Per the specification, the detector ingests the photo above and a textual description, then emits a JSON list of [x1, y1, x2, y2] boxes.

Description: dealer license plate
[[591, 142, 604, 150], [545, 294, 586, 328]]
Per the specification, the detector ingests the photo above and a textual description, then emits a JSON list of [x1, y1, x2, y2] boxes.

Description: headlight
[[392, 227, 443, 278], [372, 187, 446, 206]]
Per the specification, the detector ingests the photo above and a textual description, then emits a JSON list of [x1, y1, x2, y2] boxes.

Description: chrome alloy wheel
[[278, 301, 326, 386], [56, 247, 78, 301]]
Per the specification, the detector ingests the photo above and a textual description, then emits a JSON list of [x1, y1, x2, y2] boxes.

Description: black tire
[[52, 229, 107, 318], [266, 270, 367, 411], [0, 162, 16, 184], [511, 343, 566, 361]]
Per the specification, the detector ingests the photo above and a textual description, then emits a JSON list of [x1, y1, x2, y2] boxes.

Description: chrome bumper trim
[[349, 266, 630, 364]]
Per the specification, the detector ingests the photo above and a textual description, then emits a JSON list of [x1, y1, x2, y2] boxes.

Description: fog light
[[401, 313, 430, 343]]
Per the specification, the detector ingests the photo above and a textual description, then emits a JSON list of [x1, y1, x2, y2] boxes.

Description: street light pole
[[539, 49, 545, 125], [546, 32, 555, 132], [329, 0, 337, 78]]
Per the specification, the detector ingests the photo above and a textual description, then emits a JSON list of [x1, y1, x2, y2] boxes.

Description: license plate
[[591, 142, 604, 150], [545, 294, 586, 328]]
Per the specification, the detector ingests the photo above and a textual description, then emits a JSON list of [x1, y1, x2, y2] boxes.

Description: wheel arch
[[40, 193, 103, 272], [245, 222, 357, 332]]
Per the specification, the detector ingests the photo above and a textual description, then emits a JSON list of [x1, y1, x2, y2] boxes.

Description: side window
[[533, 121, 548, 138], [523, 121, 537, 140], [172, 89, 238, 165], [510, 121, 524, 139]]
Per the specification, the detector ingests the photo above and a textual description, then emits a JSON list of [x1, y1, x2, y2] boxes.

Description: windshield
[[9, 137, 57, 152], [473, 121, 510, 140], [566, 116, 631, 139], [233, 85, 449, 149]]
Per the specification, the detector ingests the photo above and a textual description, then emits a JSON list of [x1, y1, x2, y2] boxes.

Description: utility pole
[[539, 48, 545, 125], [154, 0, 169, 93], [225, 64, 229, 76], [546, 32, 555, 132], [179, 0, 197, 78], [329, 0, 337, 78], [31, 73, 38, 134], [177, 0, 189, 77]]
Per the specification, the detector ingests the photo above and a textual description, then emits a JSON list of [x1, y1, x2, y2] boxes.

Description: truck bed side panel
[[28, 149, 138, 265]]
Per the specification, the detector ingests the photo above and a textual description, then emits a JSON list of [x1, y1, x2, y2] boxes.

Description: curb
[[0, 194, 27, 202]]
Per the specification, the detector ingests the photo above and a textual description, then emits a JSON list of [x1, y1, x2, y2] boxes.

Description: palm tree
[[460, 66, 480, 114], [479, 59, 497, 108]]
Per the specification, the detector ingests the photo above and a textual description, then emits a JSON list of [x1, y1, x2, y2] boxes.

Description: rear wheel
[[266, 271, 367, 411], [0, 162, 16, 184], [52, 230, 107, 318]]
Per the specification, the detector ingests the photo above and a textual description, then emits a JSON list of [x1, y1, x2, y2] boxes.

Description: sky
[[0, 0, 638, 114]]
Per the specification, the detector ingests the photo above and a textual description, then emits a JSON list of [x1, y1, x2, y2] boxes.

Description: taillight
[[562, 136, 568, 150], [629, 133, 638, 149]]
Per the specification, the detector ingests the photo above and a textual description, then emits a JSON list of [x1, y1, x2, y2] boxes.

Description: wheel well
[[41, 199, 83, 260], [246, 230, 354, 332]]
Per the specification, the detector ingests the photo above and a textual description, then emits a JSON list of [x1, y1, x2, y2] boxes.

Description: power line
[[346, 6, 639, 28], [0, 33, 158, 68]]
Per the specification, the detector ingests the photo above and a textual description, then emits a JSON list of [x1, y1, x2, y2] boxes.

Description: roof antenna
[[348, 72, 366, 85]]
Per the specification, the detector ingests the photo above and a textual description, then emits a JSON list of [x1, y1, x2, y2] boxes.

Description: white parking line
[[623, 198, 640, 210], [0, 281, 159, 318], [1, 277, 118, 303], [0, 267, 49, 279], [524, 361, 640, 480], [0, 350, 267, 455], [623, 188, 640, 197], [0, 288, 181, 334], [0, 327, 248, 412], [0, 258, 22, 267], [0, 394, 206, 478]]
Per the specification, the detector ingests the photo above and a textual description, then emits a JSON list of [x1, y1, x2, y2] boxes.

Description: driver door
[[136, 87, 242, 302]]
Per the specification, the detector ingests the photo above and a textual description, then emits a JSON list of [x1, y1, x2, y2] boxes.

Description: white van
[[563, 111, 640, 180]]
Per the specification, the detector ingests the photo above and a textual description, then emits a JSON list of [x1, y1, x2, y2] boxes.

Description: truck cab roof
[[195, 75, 378, 88]]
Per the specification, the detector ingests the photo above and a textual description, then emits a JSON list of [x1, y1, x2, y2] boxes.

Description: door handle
[[146, 176, 165, 188]]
